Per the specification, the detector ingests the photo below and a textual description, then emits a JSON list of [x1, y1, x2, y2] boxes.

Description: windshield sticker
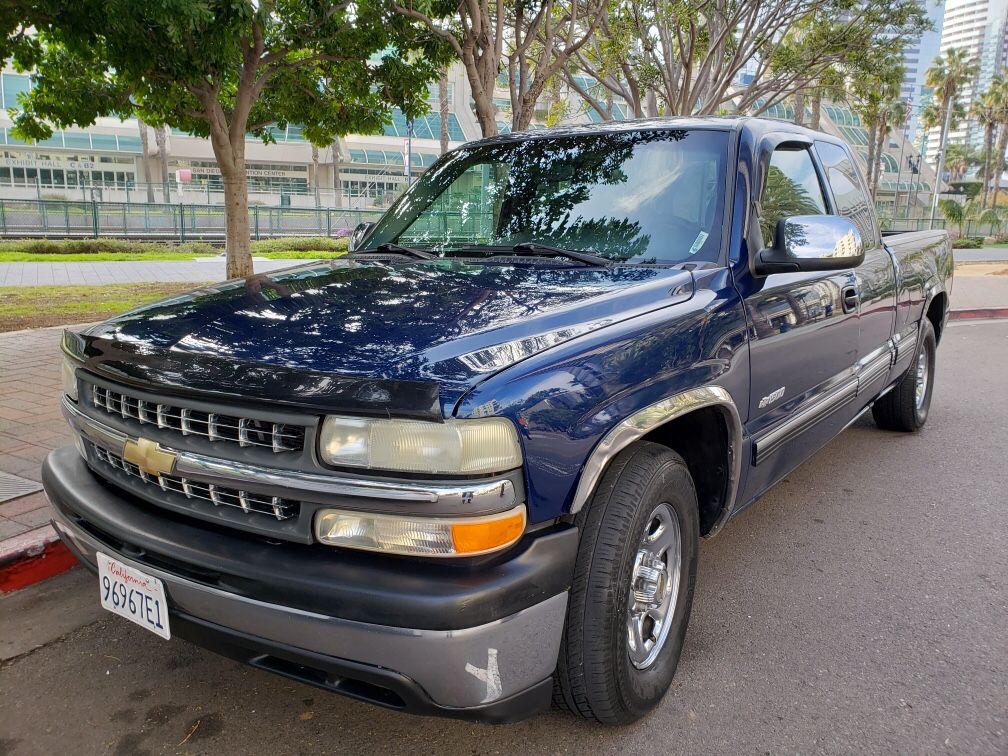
[[688, 231, 709, 255]]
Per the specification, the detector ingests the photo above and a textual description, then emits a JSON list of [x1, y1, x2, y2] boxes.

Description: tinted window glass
[[760, 147, 827, 243], [815, 140, 878, 245], [366, 129, 729, 264]]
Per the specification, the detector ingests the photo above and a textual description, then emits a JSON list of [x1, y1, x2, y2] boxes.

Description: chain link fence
[[0, 199, 386, 241]]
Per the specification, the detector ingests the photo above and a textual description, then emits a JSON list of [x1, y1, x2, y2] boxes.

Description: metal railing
[[0, 199, 385, 241], [0, 197, 1001, 243]]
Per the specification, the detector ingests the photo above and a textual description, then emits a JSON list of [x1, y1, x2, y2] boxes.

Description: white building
[[926, 0, 1008, 158], [901, 0, 945, 147], [0, 65, 481, 209]]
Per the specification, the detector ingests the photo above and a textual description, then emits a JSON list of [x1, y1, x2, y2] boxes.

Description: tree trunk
[[871, 124, 887, 199], [220, 143, 253, 279], [137, 119, 155, 203], [311, 145, 320, 207], [439, 69, 450, 154], [981, 122, 993, 208], [153, 126, 171, 203], [865, 122, 878, 194], [794, 89, 805, 126], [991, 123, 1008, 209], [332, 139, 343, 209], [810, 91, 822, 130], [646, 89, 659, 118]]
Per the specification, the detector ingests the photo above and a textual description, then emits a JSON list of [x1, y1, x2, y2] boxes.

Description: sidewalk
[[0, 257, 305, 286], [0, 326, 71, 580]]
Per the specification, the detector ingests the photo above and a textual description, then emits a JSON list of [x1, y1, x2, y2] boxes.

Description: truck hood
[[72, 258, 693, 417]]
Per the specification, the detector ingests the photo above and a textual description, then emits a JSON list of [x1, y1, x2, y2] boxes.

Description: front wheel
[[872, 318, 936, 432], [553, 442, 699, 724]]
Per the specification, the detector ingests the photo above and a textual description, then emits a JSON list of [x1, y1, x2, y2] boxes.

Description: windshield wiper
[[358, 242, 434, 260], [510, 242, 611, 267]]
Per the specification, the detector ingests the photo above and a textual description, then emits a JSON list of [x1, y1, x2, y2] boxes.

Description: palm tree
[[871, 99, 909, 199], [971, 83, 1000, 207], [987, 77, 1008, 208], [925, 48, 978, 223]]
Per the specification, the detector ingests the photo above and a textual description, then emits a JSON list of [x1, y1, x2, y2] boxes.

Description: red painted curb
[[949, 307, 1008, 321], [0, 540, 79, 593]]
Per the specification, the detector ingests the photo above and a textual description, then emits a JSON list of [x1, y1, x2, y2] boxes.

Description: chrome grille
[[90, 384, 305, 453], [89, 443, 298, 521]]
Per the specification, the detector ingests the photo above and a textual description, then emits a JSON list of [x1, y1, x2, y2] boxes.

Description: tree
[[925, 47, 978, 221], [137, 118, 155, 203], [311, 144, 321, 207], [8, 1, 445, 278], [561, 0, 928, 120], [938, 196, 1000, 237], [970, 84, 1000, 207], [986, 77, 1008, 208], [849, 55, 905, 199], [152, 126, 171, 203], [393, 0, 606, 136], [438, 67, 450, 154]]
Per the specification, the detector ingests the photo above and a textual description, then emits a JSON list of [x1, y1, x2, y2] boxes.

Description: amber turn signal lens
[[451, 508, 527, 555], [314, 505, 527, 557]]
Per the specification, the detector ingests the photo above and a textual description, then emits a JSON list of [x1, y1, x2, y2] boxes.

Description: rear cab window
[[814, 140, 879, 246]]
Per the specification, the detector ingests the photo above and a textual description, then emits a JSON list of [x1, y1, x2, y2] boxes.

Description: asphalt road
[[1, 320, 1006, 755]]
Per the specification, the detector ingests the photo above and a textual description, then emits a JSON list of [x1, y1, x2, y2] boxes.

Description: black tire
[[553, 441, 699, 724], [872, 318, 936, 432]]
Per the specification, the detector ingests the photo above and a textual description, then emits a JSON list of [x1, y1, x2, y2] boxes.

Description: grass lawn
[[0, 236, 349, 262], [0, 283, 207, 332]]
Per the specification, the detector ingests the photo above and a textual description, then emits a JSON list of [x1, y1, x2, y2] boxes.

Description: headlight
[[318, 415, 522, 474], [61, 357, 79, 401], [314, 504, 526, 557]]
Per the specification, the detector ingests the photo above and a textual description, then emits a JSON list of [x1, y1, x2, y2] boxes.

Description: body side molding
[[568, 386, 743, 529]]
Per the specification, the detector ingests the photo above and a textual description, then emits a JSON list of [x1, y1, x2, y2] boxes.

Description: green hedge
[[250, 236, 348, 253], [0, 236, 348, 255], [951, 236, 983, 249], [0, 238, 217, 255]]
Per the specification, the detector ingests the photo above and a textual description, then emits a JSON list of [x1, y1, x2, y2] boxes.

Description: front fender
[[453, 269, 749, 524]]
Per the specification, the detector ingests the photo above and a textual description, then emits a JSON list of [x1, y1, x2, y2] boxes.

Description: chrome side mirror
[[756, 215, 864, 275], [349, 222, 376, 253]]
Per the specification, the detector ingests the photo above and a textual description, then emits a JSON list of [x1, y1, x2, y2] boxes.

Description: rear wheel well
[[640, 407, 732, 536], [926, 292, 947, 344]]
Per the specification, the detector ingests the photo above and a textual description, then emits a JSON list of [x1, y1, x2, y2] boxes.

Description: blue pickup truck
[[46, 117, 952, 724]]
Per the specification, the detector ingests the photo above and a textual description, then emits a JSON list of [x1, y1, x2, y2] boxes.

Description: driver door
[[737, 142, 862, 495]]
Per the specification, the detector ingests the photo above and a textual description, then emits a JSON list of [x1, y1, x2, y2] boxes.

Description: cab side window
[[759, 146, 828, 245], [814, 140, 879, 246]]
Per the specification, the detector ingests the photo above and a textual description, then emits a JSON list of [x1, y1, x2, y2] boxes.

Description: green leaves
[[7, 0, 448, 148]]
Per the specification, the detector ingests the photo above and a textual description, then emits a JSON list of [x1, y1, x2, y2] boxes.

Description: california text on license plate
[[97, 552, 171, 639]]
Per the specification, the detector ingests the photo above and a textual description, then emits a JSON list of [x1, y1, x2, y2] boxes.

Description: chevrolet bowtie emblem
[[122, 437, 177, 477]]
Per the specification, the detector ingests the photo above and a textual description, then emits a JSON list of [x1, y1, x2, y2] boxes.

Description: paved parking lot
[[0, 319, 1005, 754]]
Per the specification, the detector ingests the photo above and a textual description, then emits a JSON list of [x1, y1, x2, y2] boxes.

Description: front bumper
[[43, 446, 576, 722]]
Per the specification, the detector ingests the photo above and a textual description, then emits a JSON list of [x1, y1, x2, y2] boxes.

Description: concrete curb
[[0, 525, 77, 593], [948, 307, 1008, 321]]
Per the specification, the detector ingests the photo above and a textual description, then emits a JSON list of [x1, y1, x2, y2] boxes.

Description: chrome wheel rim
[[627, 502, 681, 670], [915, 347, 929, 411]]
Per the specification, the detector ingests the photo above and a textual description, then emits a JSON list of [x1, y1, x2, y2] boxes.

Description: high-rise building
[[901, 0, 945, 146], [926, 0, 1008, 159]]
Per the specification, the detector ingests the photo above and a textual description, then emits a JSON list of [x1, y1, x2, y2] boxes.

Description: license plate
[[97, 552, 171, 640]]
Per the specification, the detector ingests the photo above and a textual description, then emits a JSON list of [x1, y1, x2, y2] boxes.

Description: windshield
[[363, 128, 729, 264]]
